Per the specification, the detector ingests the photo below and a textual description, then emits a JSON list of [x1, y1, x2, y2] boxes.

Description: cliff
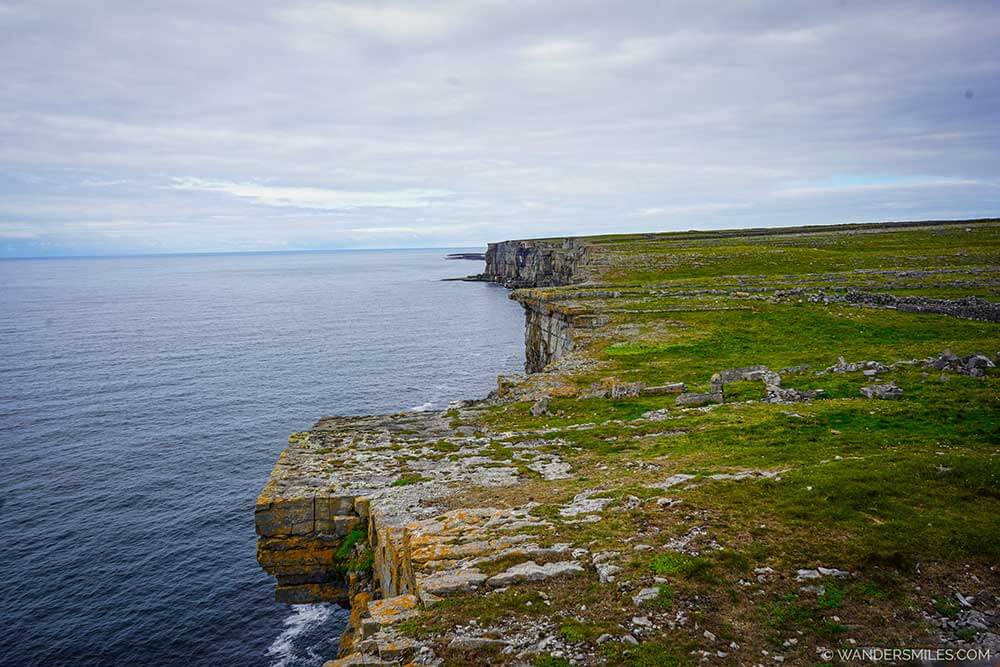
[[480, 238, 589, 288], [256, 218, 1000, 666]]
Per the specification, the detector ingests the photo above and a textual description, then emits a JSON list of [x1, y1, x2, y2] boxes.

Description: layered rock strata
[[481, 238, 589, 288], [513, 291, 607, 373], [255, 408, 585, 663]]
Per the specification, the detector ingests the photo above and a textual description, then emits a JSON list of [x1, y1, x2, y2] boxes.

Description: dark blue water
[[0, 250, 523, 666]]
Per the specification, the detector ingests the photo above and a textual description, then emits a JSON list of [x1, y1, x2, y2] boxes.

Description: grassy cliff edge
[[258, 219, 1000, 666]]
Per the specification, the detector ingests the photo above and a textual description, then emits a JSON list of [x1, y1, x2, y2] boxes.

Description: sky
[[1, 1, 998, 256]]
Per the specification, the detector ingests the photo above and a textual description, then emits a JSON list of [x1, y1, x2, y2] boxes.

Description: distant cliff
[[481, 238, 589, 288]]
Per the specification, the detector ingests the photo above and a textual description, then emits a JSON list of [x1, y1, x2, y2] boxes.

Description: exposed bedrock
[[254, 408, 579, 602], [481, 238, 589, 288], [521, 300, 574, 374], [515, 292, 607, 373], [480, 237, 599, 373]]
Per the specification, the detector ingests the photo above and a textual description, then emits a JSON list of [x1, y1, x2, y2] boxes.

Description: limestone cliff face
[[480, 237, 594, 372], [514, 293, 603, 373], [482, 238, 588, 288], [256, 236, 597, 608], [255, 407, 583, 663]]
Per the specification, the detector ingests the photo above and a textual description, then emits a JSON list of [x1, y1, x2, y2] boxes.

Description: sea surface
[[0, 249, 524, 666]]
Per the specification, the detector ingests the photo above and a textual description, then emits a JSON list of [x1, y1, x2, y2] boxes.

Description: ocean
[[0, 249, 524, 666]]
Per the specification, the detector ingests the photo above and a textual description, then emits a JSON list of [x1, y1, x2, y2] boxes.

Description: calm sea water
[[0, 250, 524, 666]]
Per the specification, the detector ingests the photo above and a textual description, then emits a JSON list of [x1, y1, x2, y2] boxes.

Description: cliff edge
[[256, 218, 1000, 666]]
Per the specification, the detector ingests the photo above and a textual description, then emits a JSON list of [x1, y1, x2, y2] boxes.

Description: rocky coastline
[[256, 218, 1000, 666]]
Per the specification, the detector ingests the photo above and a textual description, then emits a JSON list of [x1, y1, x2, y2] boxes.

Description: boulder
[[643, 382, 686, 395], [530, 396, 549, 417], [765, 385, 825, 403], [485, 560, 585, 587], [417, 569, 488, 596], [448, 636, 509, 652], [676, 392, 723, 407], [610, 381, 644, 399], [632, 587, 661, 605], [860, 382, 903, 400]]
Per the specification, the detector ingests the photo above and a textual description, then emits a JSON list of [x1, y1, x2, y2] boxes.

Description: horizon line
[[0, 245, 487, 261], [2, 215, 997, 261]]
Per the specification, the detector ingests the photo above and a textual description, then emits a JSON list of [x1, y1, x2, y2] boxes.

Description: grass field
[[401, 220, 999, 665]]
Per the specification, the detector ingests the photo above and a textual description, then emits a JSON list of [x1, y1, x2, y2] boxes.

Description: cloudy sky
[[1, 1, 998, 256]]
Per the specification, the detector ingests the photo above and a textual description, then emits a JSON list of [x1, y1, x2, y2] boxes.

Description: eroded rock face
[[255, 406, 576, 603], [520, 299, 575, 373], [482, 239, 588, 288]]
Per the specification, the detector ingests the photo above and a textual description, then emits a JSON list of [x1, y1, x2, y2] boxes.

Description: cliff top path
[[257, 218, 1000, 666]]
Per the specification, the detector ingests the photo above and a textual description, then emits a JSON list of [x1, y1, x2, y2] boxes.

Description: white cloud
[[170, 178, 457, 210], [519, 36, 664, 76], [280, 3, 460, 42], [772, 178, 982, 198], [633, 203, 749, 217], [342, 224, 483, 235], [0, 222, 43, 239]]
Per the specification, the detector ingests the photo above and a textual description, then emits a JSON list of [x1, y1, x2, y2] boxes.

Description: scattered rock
[[418, 569, 488, 596], [926, 349, 996, 377], [632, 587, 661, 605], [640, 408, 673, 421], [593, 552, 622, 583], [676, 391, 723, 407], [796, 567, 849, 581], [622, 495, 642, 510], [610, 381, 644, 399], [559, 491, 612, 517], [860, 382, 903, 399], [530, 396, 549, 417], [764, 384, 825, 403], [643, 382, 686, 395], [485, 560, 584, 587], [525, 459, 572, 480], [447, 636, 509, 652], [649, 474, 696, 490]]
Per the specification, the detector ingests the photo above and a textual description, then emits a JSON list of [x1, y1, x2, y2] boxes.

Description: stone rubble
[[926, 348, 997, 377], [860, 382, 904, 400]]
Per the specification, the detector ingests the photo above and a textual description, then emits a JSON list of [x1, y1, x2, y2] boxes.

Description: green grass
[[817, 585, 845, 609], [604, 342, 665, 357], [534, 656, 572, 667], [655, 584, 675, 608], [391, 474, 430, 486], [933, 596, 961, 617], [394, 221, 1000, 660], [649, 553, 715, 581], [335, 527, 366, 559], [600, 641, 691, 666]]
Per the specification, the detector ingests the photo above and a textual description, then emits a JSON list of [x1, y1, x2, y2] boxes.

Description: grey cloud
[[0, 0, 998, 255]]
